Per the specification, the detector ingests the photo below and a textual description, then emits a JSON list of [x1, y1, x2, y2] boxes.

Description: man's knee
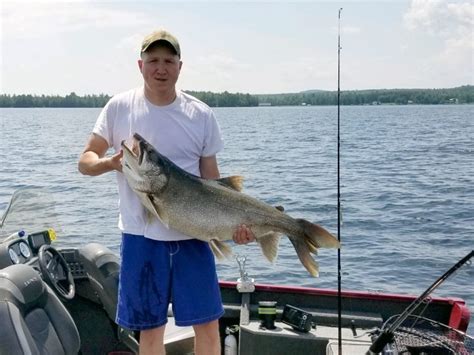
[[193, 319, 220, 339], [193, 320, 221, 355], [139, 325, 166, 355]]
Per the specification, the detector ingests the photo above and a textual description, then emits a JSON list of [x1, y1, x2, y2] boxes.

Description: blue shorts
[[116, 234, 224, 330]]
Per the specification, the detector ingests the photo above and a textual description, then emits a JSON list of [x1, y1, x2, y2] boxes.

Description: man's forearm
[[78, 152, 116, 176]]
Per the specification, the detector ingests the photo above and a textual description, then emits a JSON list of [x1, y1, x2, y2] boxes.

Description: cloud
[[403, 0, 473, 83], [403, 0, 473, 44], [2, 1, 153, 39]]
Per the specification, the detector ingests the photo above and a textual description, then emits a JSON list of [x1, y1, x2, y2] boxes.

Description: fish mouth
[[121, 135, 145, 166], [121, 140, 135, 157]]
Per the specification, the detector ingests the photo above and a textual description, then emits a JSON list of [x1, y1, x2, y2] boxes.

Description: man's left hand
[[233, 224, 256, 244]]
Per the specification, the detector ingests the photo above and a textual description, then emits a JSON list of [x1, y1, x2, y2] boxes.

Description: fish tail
[[288, 237, 319, 277], [288, 220, 339, 277], [297, 218, 340, 250]]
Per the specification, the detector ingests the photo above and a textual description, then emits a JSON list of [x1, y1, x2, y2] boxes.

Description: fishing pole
[[368, 250, 474, 354], [337, 7, 343, 355]]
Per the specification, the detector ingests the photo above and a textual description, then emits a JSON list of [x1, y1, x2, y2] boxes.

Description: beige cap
[[141, 29, 181, 57]]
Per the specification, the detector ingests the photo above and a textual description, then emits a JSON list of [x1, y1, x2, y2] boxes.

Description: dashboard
[[0, 232, 88, 280], [0, 230, 52, 269], [7, 239, 32, 264]]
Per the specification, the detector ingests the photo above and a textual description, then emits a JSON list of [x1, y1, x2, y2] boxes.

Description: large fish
[[121, 133, 339, 277]]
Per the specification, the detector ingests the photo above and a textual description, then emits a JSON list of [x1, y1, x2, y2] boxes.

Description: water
[[1, 105, 473, 335]]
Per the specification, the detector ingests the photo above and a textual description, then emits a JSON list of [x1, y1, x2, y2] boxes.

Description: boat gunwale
[[219, 280, 470, 332]]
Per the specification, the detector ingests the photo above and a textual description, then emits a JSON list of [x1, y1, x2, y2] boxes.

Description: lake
[[1, 104, 473, 335]]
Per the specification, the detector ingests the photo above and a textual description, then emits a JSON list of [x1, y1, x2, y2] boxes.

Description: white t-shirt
[[93, 87, 224, 241]]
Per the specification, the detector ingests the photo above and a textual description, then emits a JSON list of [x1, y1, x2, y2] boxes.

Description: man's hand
[[79, 133, 123, 176], [109, 150, 123, 172], [233, 224, 256, 245]]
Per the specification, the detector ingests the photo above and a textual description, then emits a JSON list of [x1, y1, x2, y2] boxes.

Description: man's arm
[[199, 155, 220, 179], [200, 155, 255, 244], [78, 133, 122, 176]]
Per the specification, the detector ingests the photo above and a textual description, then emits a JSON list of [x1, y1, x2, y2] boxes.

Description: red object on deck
[[449, 301, 471, 332]]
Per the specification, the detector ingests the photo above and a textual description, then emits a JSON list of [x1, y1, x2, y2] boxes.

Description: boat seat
[[79, 243, 196, 354], [79, 243, 139, 353], [0, 264, 80, 355], [79, 243, 121, 321]]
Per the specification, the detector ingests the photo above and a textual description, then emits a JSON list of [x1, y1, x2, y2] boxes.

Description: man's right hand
[[108, 150, 123, 172], [78, 133, 122, 176]]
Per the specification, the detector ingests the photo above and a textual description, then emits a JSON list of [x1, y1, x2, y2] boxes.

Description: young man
[[78, 29, 254, 355]]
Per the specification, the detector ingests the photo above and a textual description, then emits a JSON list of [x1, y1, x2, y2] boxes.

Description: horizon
[[1, 84, 472, 98], [2, 0, 473, 96]]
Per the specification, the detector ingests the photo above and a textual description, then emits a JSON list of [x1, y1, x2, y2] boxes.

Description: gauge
[[19, 242, 31, 258], [8, 248, 20, 264]]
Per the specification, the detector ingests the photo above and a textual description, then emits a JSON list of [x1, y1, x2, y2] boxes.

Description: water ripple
[[1, 105, 473, 335]]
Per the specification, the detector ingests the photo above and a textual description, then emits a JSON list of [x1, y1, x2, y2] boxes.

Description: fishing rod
[[337, 7, 343, 355], [368, 250, 474, 354]]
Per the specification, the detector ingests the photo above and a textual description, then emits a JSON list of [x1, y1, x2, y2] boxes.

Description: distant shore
[[1, 85, 472, 108]]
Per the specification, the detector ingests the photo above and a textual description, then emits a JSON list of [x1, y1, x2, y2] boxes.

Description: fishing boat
[[0, 187, 472, 355]]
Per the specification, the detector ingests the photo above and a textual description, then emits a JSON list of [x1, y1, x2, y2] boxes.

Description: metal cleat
[[236, 255, 255, 293]]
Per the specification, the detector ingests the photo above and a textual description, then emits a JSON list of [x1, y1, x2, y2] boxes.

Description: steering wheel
[[38, 245, 75, 301]]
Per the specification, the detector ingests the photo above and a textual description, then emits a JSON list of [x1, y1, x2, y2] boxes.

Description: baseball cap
[[141, 29, 181, 57]]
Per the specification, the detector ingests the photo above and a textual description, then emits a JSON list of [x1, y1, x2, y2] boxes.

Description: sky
[[1, 0, 473, 96]]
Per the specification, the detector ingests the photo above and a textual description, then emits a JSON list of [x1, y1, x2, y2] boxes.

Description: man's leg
[[172, 240, 224, 355], [139, 325, 166, 355], [193, 319, 221, 355], [117, 235, 172, 354]]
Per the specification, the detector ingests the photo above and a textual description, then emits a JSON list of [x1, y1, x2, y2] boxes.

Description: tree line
[[256, 86, 473, 106], [0, 92, 111, 108], [1, 86, 472, 108]]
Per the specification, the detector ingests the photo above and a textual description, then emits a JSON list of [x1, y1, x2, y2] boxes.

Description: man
[[78, 29, 254, 355]]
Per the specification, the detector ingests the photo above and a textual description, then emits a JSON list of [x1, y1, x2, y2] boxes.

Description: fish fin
[[289, 237, 319, 277], [146, 195, 170, 228], [258, 232, 281, 262], [275, 205, 285, 212], [209, 239, 233, 260], [297, 219, 340, 249], [209, 241, 224, 260], [217, 176, 244, 192], [306, 240, 319, 254]]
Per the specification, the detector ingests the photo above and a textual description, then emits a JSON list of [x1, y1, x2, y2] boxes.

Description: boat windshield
[[0, 187, 62, 240]]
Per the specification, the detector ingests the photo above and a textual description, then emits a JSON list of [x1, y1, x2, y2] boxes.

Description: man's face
[[138, 44, 182, 96]]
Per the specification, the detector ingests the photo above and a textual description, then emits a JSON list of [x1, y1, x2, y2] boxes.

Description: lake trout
[[121, 133, 339, 277]]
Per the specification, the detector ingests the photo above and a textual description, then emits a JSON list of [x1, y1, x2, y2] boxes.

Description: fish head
[[121, 134, 169, 194]]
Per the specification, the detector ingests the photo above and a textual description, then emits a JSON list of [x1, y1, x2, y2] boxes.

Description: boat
[[0, 187, 472, 354]]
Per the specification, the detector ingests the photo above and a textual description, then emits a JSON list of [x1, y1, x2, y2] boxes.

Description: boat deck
[[239, 320, 372, 355]]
